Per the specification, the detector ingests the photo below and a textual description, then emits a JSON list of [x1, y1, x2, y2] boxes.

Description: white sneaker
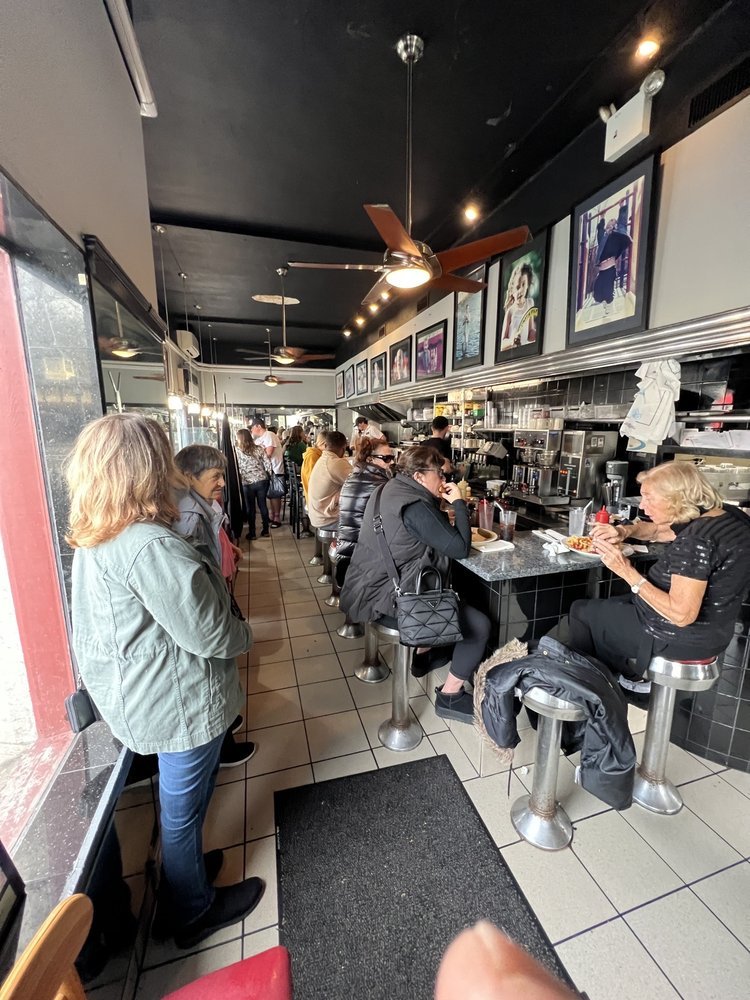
[[619, 674, 651, 695]]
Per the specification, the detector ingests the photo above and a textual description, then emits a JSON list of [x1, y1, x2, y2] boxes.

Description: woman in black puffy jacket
[[336, 436, 396, 562]]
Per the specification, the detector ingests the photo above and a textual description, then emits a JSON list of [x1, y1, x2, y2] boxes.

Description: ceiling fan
[[242, 337, 304, 388], [241, 268, 336, 365], [288, 35, 530, 309]]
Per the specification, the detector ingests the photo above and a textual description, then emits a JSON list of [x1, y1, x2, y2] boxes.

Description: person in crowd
[[423, 415, 453, 462], [336, 436, 396, 563], [284, 424, 307, 467], [250, 417, 284, 527], [301, 431, 326, 503], [340, 446, 491, 722], [349, 415, 385, 451], [572, 461, 750, 698], [307, 430, 352, 530], [66, 414, 264, 949], [172, 444, 256, 769], [235, 427, 273, 539]]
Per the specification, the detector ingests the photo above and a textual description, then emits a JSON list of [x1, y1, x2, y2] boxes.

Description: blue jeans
[[157, 732, 224, 925], [243, 480, 270, 536]]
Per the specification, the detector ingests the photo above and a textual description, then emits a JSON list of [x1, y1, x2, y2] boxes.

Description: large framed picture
[[344, 365, 355, 399], [452, 262, 486, 371], [355, 359, 368, 395], [370, 352, 387, 393], [335, 370, 344, 401], [495, 230, 548, 364], [389, 335, 412, 386], [567, 156, 656, 346], [415, 320, 447, 382]]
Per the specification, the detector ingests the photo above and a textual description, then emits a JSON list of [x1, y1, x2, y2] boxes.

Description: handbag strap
[[372, 485, 403, 596]]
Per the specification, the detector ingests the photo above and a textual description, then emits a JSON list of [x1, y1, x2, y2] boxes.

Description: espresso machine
[[508, 428, 567, 506], [558, 430, 619, 500]]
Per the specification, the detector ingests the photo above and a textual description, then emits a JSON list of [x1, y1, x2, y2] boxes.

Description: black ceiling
[[133, 0, 747, 368]]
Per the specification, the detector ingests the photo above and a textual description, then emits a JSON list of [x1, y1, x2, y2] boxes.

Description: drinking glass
[[498, 509, 517, 542], [478, 501, 494, 531], [568, 508, 587, 536]]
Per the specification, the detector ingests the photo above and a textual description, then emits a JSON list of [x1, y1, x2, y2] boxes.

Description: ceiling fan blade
[[287, 261, 384, 272], [276, 378, 304, 384], [276, 346, 305, 357], [429, 275, 486, 294], [436, 226, 531, 274], [242, 378, 268, 382], [296, 353, 336, 362], [363, 204, 421, 257]]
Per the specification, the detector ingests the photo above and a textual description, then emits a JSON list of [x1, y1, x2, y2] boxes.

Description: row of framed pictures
[[336, 155, 656, 400]]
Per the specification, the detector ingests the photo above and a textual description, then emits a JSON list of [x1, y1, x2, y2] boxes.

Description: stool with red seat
[[633, 654, 720, 815], [163, 944, 292, 1000]]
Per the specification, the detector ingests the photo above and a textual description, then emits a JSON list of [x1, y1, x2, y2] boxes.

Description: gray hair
[[174, 444, 227, 478]]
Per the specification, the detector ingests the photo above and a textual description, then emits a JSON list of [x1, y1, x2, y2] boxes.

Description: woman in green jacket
[[66, 414, 264, 949]]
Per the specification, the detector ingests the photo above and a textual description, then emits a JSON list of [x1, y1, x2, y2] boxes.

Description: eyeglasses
[[375, 454, 395, 463], [416, 468, 445, 478]]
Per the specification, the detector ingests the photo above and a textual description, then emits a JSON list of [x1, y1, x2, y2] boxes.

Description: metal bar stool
[[309, 531, 323, 566], [633, 655, 720, 815], [324, 542, 340, 608], [315, 526, 336, 585], [370, 621, 422, 752], [511, 687, 586, 851], [355, 621, 389, 683]]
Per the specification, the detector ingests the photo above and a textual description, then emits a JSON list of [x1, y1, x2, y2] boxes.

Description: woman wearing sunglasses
[[335, 437, 396, 567], [341, 445, 490, 722]]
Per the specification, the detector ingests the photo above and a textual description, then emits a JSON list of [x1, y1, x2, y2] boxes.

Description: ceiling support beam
[[151, 212, 383, 255], [167, 313, 342, 332]]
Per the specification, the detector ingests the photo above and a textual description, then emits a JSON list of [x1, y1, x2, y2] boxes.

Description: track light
[[355, 316, 365, 327], [342, 329, 352, 338], [368, 303, 379, 314], [463, 203, 480, 222], [636, 38, 660, 60]]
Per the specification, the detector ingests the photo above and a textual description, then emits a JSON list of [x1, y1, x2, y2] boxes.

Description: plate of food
[[563, 535, 634, 558], [471, 527, 497, 550]]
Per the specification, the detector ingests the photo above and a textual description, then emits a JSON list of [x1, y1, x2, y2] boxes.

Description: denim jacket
[[173, 487, 223, 567], [71, 521, 253, 754]]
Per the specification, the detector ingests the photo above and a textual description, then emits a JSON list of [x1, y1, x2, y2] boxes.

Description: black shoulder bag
[[372, 486, 462, 647]]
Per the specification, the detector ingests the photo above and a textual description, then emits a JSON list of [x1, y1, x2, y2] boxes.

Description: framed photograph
[[452, 262, 486, 371], [355, 359, 368, 395], [495, 230, 548, 364], [344, 365, 355, 399], [415, 320, 447, 381], [567, 156, 656, 346], [389, 335, 412, 386], [335, 370, 344, 401], [370, 352, 387, 393]]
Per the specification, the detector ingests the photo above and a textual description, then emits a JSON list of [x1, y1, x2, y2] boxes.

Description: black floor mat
[[275, 755, 575, 999]]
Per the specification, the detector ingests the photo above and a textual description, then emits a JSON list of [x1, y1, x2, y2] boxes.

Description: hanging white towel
[[620, 359, 681, 452]]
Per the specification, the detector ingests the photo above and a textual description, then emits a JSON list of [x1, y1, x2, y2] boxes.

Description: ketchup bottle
[[595, 508, 610, 525]]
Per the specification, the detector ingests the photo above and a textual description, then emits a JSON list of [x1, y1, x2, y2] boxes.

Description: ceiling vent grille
[[688, 57, 750, 130]]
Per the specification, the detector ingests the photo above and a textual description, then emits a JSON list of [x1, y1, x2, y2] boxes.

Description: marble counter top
[[455, 531, 605, 582]]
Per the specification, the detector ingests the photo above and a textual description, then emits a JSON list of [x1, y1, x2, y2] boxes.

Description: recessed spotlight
[[380, 291, 390, 302], [636, 37, 660, 59], [368, 303, 379, 314], [463, 203, 480, 222], [178, 272, 188, 280], [342, 329, 352, 338], [355, 316, 365, 327]]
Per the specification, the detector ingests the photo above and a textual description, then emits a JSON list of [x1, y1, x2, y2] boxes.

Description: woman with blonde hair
[[67, 413, 264, 949], [571, 461, 750, 698]]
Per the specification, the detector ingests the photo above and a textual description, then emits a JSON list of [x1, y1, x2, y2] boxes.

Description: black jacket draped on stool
[[481, 636, 637, 810]]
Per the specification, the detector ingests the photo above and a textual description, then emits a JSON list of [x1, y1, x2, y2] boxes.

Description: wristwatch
[[631, 577, 646, 595]]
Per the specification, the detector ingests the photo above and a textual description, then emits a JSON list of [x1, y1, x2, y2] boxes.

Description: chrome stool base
[[511, 796, 573, 852], [316, 572, 332, 585], [337, 621, 364, 639], [378, 716, 422, 752], [309, 555, 323, 565], [632, 774, 682, 815], [354, 660, 389, 684], [370, 623, 421, 752], [324, 593, 340, 608]]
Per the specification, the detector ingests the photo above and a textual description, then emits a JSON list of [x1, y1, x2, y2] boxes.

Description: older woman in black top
[[341, 446, 491, 722], [569, 461, 750, 696]]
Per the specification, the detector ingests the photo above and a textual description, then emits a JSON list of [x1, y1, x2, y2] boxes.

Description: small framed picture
[[415, 320, 447, 382], [452, 262, 486, 371], [335, 370, 345, 401], [567, 155, 657, 346], [355, 359, 368, 395], [496, 230, 548, 364], [370, 352, 387, 392], [344, 365, 355, 399], [389, 335, 412, 386]]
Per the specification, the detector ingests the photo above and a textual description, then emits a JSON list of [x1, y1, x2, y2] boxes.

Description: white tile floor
[[90, 528, 750, 999]]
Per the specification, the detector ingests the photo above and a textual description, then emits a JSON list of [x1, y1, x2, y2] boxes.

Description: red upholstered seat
[[162, 945, 292, 1000]]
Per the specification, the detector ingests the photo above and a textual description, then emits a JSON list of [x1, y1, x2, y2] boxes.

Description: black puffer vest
[[336, 463, 390, 562], [340, 475, 450, 624]]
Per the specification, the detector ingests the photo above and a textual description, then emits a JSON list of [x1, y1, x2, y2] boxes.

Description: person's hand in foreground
[[435, 921, 577, 1000]]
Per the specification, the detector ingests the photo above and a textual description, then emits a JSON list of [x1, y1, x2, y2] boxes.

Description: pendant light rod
[[396, 34, 424, 237], [276, 267, 288, 348]]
